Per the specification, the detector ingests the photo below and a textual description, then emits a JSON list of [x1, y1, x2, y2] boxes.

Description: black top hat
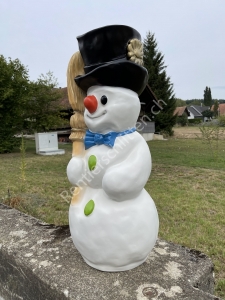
[[74, 25, 159, 112], [75, 25, 148, 96]]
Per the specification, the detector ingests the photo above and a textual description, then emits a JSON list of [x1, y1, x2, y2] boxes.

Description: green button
[[84, 200, 95, 216], [88, 155, 97, 171]]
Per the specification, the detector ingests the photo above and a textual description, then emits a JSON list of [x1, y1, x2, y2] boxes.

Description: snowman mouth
[[87, 110, 107, 119]]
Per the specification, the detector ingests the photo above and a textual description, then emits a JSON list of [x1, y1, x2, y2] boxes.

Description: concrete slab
[[0, 204, 221, 300], [38, 149, 65, 155], [153, 134, 164, 140]]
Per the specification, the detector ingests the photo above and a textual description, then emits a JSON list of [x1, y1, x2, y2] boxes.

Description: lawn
[[0, 134, 225, 297]]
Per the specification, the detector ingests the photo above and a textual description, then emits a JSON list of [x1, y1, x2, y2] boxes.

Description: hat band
[[84, 55, 127, 74]]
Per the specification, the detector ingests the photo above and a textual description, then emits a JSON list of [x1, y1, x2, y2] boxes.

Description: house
[[55, 87, 72, 142], [173, 106, 190, 125], [211, 103, 225, 116], [187, 105, 210, 120], [173, 106, 190, 117]]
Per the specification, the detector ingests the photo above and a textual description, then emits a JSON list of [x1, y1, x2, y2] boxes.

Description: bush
[[177, 115, 188, 126], [161, 129, 174, 137], [0, 128, 20, 153], [218, 115, 225, 127], [198, 123, 223, 158], [188, 119, 202, 124], [202, 109, 213, 118]]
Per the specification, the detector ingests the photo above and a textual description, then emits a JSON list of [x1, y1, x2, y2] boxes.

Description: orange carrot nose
[[84, 95, 98, 113]]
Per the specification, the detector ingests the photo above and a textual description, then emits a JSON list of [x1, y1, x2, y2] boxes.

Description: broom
[[67, 51, 87, 204]]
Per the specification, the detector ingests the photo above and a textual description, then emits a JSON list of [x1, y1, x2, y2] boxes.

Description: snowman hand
[[102, 164, 146, 201], [102, 141, 151, 201], [67, 157, 84, 187]]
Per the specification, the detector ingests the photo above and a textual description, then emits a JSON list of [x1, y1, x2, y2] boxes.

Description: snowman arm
[[67, 157, 86, 187], [102, 144, 151, 200]]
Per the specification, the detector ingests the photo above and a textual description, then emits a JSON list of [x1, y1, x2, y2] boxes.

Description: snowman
[[67, 25, 159, 272]]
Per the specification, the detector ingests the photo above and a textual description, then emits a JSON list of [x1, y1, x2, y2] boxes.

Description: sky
[[1, 0, 225, 100]]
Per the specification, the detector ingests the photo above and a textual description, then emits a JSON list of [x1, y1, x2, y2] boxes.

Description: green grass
[[0, 137, 225, 298], [0, 140, 72, 224], [149, 138, 225, 170], [147, 138, 225, 298]]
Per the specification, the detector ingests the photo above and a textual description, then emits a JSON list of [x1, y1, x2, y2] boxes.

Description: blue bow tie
[[84, 128, 136, 150]]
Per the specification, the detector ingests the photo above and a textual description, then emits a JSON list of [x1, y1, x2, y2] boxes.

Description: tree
[[203, 86, 212, 107], [0, 55, 64, 153], [0, 55, 30, 153], [186, 99, 203, 106], [175, 98, 186, 107], [25, 72, 64, 132], [202, 110, 213, 118], [177, 114, 188, 126], [213, 100, 219, 117], [143, 32, 177, 136]]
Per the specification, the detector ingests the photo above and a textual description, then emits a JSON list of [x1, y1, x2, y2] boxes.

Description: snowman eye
[[100, 95, 108, 105]]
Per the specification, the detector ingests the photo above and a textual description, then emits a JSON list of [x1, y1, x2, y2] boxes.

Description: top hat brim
[[75, 60, 148, 96]]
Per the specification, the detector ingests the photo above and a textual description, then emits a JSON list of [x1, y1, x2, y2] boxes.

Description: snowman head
[[84, 86, 140, 134], [70, 25, 156, 131]]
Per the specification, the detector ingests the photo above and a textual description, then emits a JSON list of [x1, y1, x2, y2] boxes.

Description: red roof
[[173, 106, 190, 116], [211, 103, 225, 116]]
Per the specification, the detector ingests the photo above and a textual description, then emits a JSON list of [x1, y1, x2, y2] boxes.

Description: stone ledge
[[0, 204, 221, 300]]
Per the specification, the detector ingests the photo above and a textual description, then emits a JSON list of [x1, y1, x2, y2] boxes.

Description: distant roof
[[186, 105, 210, 117], [173, 106, 190, 116], [190, 105, 210, 114], [187, 106, 202, 117], [211, 103, 225, 115]]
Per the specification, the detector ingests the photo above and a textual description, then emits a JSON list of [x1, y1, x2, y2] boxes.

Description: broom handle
[[72, 139, 84, 156], [69, 121, 86, 205], [70, 138, 85, 205], [67, 52, 86, 204]]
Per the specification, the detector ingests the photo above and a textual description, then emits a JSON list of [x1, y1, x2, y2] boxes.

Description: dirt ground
[[173, 126, 225, 139], [173, 126, 201, 138]]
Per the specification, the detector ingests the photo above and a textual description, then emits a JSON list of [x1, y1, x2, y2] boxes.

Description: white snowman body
[[67, 86, 159, 271]]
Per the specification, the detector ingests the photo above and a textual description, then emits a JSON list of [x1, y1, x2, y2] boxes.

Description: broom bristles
[[67, 51, 87, 147], [67, 51, 86, 112], [70, 111, 86, 130]]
